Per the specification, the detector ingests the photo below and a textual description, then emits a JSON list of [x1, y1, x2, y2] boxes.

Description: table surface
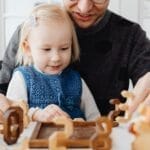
[[0, 122, 134, 150]]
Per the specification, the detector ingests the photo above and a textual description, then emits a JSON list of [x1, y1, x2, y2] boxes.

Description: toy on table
[[49, 116, 112, 150], [108, 90, 135, 126], [108, 98, 122, 127], [90, 117, 112, 150], [17, 116, 112, 150], [129, 103, 150, 150], [115, 90, 134, 123], [3, 106, 23, 145], [0, 99, 29, 145]]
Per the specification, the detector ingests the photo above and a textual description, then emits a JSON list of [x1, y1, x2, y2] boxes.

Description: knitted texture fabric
[[15, 66, 85, 119]]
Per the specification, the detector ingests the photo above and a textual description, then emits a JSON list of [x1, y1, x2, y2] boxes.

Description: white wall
[[0, 0, 150, 60], [109, 0, 139, 23], [0, 0, 49, 60]]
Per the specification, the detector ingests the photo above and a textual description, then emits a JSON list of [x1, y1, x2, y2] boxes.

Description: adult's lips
[[73, 12, 93, 21]]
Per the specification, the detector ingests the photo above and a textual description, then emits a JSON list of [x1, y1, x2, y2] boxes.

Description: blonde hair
[[17, 3, 80, 66]]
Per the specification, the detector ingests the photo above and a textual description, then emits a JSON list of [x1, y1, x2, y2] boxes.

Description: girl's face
[[24, 21, 72, 75]]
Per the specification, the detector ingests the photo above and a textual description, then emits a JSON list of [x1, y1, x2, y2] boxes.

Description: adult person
[[0, 0, 150, 115]]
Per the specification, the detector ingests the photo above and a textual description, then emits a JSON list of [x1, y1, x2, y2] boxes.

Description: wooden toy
[[108, 99, 121, 127], [11, 100, 29, 128], [49, 117, 112, 150], [90, 117, 112, 150], [3, 106, 23, 145], [18, 116, 112, 149], [115, 90, 134, 123], [129, 103, 150, 150], [0, 100, 29, 145]]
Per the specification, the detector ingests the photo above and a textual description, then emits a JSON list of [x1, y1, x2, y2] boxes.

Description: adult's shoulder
[[108, 10, 144, 36], [109, 10, 139, 28]]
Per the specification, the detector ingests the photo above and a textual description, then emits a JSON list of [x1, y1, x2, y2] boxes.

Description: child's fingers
[[46, 104, 70, 118]]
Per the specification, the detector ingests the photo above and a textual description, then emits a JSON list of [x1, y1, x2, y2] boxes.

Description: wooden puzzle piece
[[49, 117, 73, 150], [0, 99, 29, 137], [108, 99, 121, 127], [115, 90, 134, 123], [90, 117, 112, 150], [3, 106, 23, 145], [49, 117, 112, 150], [129, 103, 150, 150], [11, 100, 29, 128]]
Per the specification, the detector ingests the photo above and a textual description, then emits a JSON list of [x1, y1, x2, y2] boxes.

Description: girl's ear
[[22, 41, 31, 56]]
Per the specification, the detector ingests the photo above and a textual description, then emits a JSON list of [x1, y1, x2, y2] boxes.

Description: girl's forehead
[[34, 19, 72, 33], [28, 20, 72, 42]]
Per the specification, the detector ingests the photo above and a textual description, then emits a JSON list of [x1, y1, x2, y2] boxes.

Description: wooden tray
[[28, 117, 112, 149]]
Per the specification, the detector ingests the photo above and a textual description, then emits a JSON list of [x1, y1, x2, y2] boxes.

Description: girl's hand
[[33, 104, 70, 122]]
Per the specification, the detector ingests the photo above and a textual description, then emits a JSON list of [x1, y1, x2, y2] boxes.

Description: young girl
[[1, 3, 100, 122]]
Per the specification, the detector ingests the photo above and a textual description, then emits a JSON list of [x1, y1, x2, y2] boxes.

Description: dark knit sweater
[[73, 10, 150, 115], [0, 10, 150, 115]]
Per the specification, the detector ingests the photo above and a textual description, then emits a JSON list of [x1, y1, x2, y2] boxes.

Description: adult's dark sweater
[[0, 10, 150, 115]]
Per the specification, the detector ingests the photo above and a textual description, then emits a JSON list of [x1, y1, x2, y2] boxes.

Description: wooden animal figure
[[108, 99, 121, 127], [129, 103, 150, 150], [115, 90, 134, 123]]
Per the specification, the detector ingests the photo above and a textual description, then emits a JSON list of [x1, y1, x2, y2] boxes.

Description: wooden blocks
[[129, 104, 150, 150], [115, 90, 134, 123], [3, 106, 23, 145], [108, 90, 135, 126], [19, 117, 112, 149], [108, 99, 121, 127]]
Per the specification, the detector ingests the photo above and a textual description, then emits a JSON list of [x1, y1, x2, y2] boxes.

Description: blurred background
[[0, 0, 150, 60]]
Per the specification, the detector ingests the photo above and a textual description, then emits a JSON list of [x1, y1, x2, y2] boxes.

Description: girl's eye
[[43, 48, 51, 51], [61, 47, 69, 51]]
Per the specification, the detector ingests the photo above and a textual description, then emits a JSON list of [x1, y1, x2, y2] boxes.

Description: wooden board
[[29, 121, 97, 148]]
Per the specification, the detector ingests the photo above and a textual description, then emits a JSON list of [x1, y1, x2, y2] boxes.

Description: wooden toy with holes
[[0, 100, 29, 145], [18, 116, 112, 150], [108, 90, 135, 126], [115, 90, 134, 123]]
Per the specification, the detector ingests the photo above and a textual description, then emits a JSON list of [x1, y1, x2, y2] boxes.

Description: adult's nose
[[77, 0, 93, 14]]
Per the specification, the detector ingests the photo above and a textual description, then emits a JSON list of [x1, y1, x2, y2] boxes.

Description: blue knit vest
[[15, 66, 85, 119]]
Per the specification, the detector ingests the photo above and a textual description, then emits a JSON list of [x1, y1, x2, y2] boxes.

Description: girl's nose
[[77, 0, 93, 14], [50, 51, 60, 62]]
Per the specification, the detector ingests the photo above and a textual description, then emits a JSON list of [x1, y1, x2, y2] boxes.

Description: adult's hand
[[128, 72, 150, 114]]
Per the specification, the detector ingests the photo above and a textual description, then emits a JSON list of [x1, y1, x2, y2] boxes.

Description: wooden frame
[[23, 117, 112, 149]]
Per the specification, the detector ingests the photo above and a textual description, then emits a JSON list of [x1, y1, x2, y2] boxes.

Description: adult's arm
[[128, 72, 150, 114], [80, 79, 101, 121], [0, 25, 21, 94], [127, 24, 150, 114]]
